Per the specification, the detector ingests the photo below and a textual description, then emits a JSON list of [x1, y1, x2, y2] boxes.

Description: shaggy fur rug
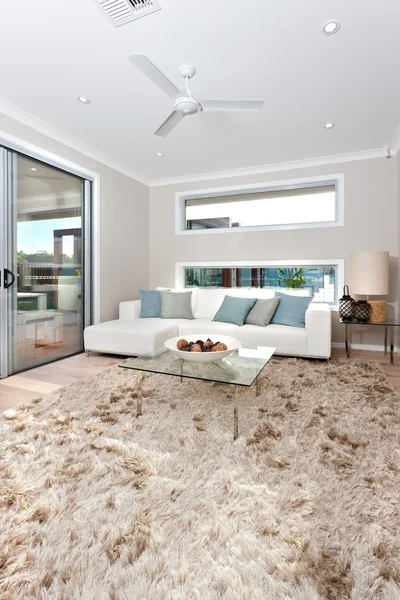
[[0, 358, 400, 600]]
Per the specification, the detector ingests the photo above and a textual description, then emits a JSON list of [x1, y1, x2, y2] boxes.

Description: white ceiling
[[0, 0, 399, 183]]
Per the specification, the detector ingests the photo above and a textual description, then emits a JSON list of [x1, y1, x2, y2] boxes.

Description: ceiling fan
[[128, 54, 264, 137]]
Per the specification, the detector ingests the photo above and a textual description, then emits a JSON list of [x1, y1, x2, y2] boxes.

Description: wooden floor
[[0, 352, 122, 412], [0, 348, 399, 413], [331, 348, 400, 392]]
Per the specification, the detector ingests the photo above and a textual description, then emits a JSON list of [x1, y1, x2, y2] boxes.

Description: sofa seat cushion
[[237, 324, 307, 356], [84, 319, 187, 356], [178, 319, 240, 338]]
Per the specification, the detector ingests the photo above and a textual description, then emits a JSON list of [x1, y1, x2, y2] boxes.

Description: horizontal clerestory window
[[180, 263, 341, 304], [176, 176, 343, 235]]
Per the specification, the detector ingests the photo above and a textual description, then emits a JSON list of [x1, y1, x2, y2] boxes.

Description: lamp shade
[[349, 251, 389, 295]]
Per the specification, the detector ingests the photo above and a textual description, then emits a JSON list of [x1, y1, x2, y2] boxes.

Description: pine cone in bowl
[[212, 343, 228, 352], [177, 339, 189, 351], [190, 344, 203, 352], [203, 339, 214, 350]]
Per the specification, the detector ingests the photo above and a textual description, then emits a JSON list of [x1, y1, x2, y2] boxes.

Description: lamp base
[[367, 300, 386, 323]]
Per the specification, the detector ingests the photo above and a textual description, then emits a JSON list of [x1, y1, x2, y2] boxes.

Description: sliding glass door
[[0, 149, 92, 377]]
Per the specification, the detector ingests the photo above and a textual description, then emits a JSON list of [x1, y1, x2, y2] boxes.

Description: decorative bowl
[[164, 335, 241, 363]]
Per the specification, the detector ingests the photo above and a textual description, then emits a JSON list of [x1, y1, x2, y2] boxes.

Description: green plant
[[276, 267, 316, 289], [74, 268, 82, 276]]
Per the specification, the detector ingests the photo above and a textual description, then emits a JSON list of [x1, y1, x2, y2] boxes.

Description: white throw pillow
[[276, 288, 311, 297], [193, 289, 227, 319], [247, 288, 275, 300], [223, 288, 251, 298]]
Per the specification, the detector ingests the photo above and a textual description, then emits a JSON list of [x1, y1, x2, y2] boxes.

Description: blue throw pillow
[[213, 296, 257, 326], [271, 292, 312, 328], [139, 289, 161, 318]]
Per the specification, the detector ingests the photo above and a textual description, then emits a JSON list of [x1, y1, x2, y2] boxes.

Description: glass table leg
[[136, 372, 145, 417], [345, 323, 350, 358], [384, 326, 388, 355], [233, 385, 239, 441]]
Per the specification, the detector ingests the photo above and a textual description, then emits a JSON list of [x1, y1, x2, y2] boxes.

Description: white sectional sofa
[[84, 288, 332, 359]]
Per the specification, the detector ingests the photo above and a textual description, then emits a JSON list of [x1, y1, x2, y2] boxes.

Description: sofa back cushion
[[139, 289, 161, 318], [192, 289, 225, 319], [271, 292, 313, 328], [155, 287, 311, 319], [160, 290, 194, 319], [246, 288, 275, 300]]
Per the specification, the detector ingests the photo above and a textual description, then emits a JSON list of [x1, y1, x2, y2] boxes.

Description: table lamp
[[349, 251, 389, 322]]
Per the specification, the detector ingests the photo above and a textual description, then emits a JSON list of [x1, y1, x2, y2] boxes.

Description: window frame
[[175, 259, 344, 310], [175, 174, 344, 235]]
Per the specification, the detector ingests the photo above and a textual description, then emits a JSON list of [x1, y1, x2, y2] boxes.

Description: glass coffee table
[[120, 345, 276, 440]]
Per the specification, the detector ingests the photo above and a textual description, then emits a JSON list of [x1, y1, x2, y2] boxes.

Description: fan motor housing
[[174, 96, 201, 115]]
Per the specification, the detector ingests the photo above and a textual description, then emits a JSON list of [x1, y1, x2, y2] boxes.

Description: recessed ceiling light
[[324, 122, 335, 129], [77, 95, 90, 104], [156, 152, 164, 157], [30, 167, 37, 171], [323, 21, 340, 35]]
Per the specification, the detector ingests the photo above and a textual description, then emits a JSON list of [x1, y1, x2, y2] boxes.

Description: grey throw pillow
[[245, 298, 280, 326], [160, 291, 193, 319]]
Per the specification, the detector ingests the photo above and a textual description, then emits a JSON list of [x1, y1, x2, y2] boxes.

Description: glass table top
[[120, 346, 276, 387], [340, 318, 400, 326]]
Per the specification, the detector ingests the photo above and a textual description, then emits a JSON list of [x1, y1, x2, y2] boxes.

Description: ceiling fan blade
[[201, 100, 264, 112], [128, 54, 181, 99], [155, 111, 184, 137]]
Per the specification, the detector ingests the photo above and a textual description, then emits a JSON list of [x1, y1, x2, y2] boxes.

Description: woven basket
[[367, 300, 386, 323]]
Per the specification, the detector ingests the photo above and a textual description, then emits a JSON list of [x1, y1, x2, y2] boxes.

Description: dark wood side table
[[340, 318, 398, 364]]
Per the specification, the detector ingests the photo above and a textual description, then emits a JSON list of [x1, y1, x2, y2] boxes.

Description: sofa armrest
[[305, 303, 332, 358], [119, 300, 141, 320]]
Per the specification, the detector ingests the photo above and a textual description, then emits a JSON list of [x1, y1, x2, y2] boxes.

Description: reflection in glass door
[[0, 150, 91, 377]]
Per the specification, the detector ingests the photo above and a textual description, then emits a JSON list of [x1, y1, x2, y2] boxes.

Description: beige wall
[[0, 113, 149, 322], [150, 157, 398, 345]]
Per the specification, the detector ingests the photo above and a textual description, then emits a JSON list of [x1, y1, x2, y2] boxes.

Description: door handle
[[4, 268, 15, 289]]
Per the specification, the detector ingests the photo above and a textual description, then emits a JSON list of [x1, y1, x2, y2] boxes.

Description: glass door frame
[[0, 147, 93, 378], [0, 148, 10, 378]]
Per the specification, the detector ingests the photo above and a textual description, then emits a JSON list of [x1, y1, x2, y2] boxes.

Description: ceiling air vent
[[94, 0, 161, 27]]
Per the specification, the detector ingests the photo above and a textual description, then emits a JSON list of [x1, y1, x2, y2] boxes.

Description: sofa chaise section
[[84, 316, 188, 356]]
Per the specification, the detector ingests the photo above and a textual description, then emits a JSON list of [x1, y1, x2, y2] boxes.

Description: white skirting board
[[331, 342, 399, 353]]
